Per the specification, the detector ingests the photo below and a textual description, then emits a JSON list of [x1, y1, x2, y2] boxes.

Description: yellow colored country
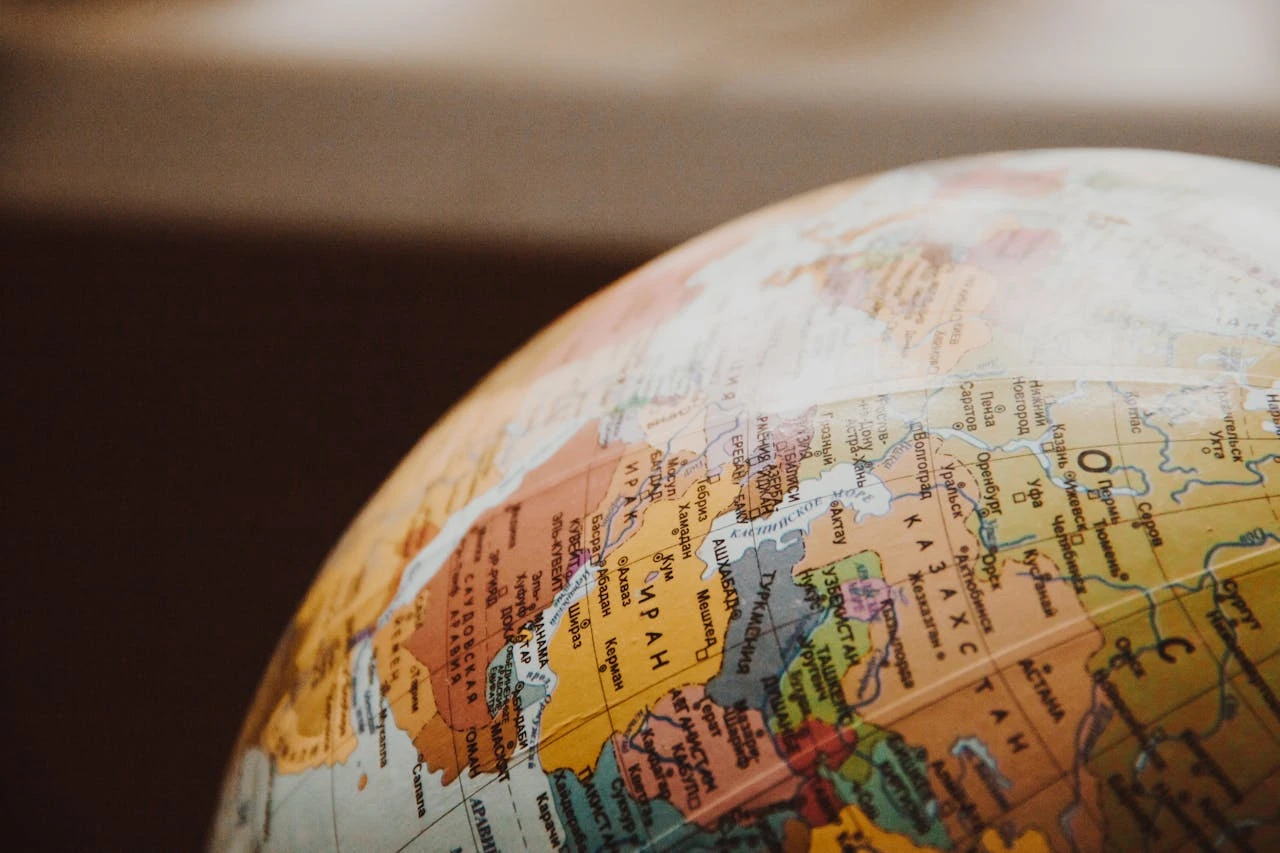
[[539, 473, 739, 774], [979, 827, 1053, 853], [808, 804, 940, 853]]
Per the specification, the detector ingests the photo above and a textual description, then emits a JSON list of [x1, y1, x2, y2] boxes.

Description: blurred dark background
[[3, 213, 645, 849], [4, 0, 1280, 850]]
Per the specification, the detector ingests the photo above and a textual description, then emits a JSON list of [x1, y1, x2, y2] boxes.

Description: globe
[[212, 149, 1280, 852]]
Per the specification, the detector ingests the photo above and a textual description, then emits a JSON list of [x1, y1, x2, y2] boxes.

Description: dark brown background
[[3, 215, 646, 850]]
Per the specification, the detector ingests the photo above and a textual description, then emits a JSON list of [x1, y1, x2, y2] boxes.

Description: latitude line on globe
[[349, 549, 1278, 839], [1106, 386, 1280, 752], [581, 440, 662, 851], [383, 588, 1280, 853], [919, 398, 1096, 833], [1082, 373, 1280, 848]]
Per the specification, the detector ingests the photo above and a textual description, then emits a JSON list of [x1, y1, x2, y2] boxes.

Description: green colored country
[[831, 729, 950, 848], [772, 552, 882, 729], [550, 740, 805, 852]]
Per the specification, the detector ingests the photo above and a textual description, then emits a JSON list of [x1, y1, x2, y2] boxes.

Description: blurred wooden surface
[[4, 0, 1280, 247]]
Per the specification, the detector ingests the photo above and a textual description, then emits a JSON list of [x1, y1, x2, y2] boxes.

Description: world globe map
[[212, 149, 1279, 852]]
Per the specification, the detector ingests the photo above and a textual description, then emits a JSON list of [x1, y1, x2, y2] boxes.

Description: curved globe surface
[[213, 149, 1280, 852]]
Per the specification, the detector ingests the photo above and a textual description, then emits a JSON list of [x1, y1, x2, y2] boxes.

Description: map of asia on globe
[[211, 149, 1280, 853]]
